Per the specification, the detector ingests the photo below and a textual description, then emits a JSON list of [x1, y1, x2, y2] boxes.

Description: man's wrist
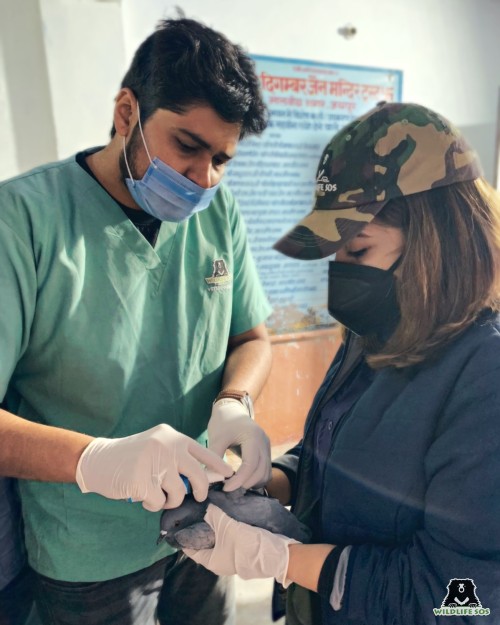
[[214, 389, 254, 419]]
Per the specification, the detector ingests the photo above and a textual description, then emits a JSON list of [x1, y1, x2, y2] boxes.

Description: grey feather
[[158, 483, 311, 550]]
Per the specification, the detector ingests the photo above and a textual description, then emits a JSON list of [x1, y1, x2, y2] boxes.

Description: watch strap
[[214, 389, 254, 419]]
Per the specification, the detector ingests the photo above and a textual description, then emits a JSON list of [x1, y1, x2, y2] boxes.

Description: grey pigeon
[[158, 483, 311, 550]]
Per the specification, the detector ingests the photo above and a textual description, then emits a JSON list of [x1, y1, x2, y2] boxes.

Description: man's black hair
[[112, 17, 268, 138]]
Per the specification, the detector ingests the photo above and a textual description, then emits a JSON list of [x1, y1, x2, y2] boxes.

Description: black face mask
[[327, 259, 400, 337]]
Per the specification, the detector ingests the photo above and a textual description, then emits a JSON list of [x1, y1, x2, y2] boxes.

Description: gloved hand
[[75, 424, 234, 512], [184, 504, 299, 586], [207, 398, 271, 491]]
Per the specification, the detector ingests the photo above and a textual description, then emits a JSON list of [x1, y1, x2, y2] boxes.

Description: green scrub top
[[0, 155, 271, 581]]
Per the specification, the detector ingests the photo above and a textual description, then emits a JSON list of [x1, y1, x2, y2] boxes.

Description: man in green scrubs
[[0, 17, 272, 625]]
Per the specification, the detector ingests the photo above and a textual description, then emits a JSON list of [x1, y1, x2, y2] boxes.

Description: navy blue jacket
[[274, 313, 500, 624]]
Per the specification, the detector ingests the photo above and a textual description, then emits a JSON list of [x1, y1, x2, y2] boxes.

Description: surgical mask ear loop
[[122, 136, 135, 186], [136, 101, 157, 169], [122, 101, 157, 187]]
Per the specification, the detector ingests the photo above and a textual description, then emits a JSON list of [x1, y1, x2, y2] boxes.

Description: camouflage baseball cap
[[273, 101, 483, 260]]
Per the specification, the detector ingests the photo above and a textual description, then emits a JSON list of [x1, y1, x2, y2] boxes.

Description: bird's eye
[[174, 521, 180, 527]]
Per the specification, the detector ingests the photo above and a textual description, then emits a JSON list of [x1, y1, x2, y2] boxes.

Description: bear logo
[[212, 259, 229, 278], [441, 578, 482, 608]]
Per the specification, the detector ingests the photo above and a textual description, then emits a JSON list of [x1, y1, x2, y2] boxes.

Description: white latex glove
[[75, 424, 234, 512], [207, 398, 271, 491], [184, 504, 299, 587]]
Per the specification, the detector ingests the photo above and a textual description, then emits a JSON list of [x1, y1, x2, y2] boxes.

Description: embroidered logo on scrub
[[205, 259, 232, 292]]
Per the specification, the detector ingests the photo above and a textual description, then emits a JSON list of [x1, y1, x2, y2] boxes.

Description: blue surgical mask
[[123, 105, 221, 222]]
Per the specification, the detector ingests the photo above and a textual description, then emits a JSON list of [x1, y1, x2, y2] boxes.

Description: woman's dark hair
[[111, 18, 268, 138], [365, 178, 500, 368]]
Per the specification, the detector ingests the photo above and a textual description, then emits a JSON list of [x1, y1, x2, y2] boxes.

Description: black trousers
[[33, 552, 234, 625], [0, 567, 35, 625]]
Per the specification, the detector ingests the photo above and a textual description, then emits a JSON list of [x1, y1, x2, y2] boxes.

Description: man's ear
[[113, 88, 138, 137]]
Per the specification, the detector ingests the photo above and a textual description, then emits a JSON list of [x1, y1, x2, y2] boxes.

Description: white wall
[[0, 43, 17, 180], [1, 0, 499, 181], [39, 0, 125, 157], [0, 0, 58, 178]]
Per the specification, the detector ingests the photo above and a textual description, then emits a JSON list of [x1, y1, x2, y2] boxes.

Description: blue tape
[[180, 474, 191, 494], [126, 474, 190, 504]]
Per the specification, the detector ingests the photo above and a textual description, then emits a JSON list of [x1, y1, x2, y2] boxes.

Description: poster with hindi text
[[225, 55, 403, 334]]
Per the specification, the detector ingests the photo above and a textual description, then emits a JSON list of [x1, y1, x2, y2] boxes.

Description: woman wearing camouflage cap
[[185, 102, 500, 624]]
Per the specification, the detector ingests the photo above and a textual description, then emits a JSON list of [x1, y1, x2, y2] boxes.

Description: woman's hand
[[183, 504, 299, 586], [184, 504, 337, 593]]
